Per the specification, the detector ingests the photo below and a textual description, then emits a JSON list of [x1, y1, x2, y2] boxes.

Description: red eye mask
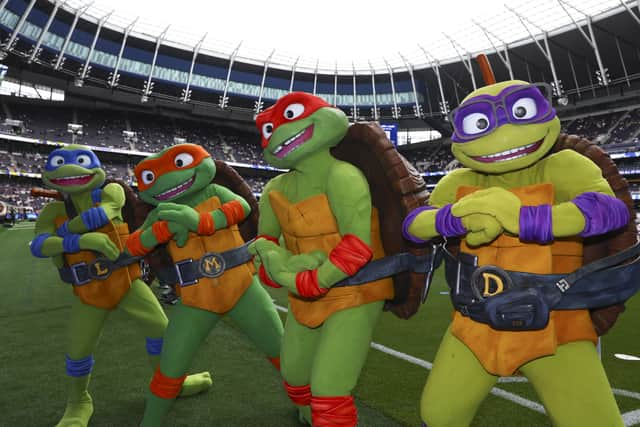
[[135, 144, 210, 191], [255, 92, 331, 148]]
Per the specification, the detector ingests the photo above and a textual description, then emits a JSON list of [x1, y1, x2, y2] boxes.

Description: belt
[[161, 241, 254, 287], [59, 253, 142, 286]]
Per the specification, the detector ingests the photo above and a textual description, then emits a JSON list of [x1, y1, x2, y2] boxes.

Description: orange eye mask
[[135, 144, 210, 192]]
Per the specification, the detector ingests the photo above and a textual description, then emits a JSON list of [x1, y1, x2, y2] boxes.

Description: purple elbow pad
[[402, 206, 435, 244], [572, 192, 630, 237], [519, 205, 553, 243], [435, 204, 467, 237]]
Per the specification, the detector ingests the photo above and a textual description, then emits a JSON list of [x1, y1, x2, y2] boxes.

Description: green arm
[[545, 150, 615, 237], [64, 183, 125, 233], [206, 184, 251, 230], [316, 161, 373, 289], [256, 177, 283, 239]]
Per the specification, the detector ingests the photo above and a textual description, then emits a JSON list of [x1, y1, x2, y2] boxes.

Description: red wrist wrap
[[198, 212, 216, 235], [329, 234, 373, 276], [256, 234, 279, 244], [126, 229, 151, 256], [152, 220, 173, 243], [284, 382, 311, 406], [267, 356, 281, 371], [311, 395, 357, 427], [220, 200, 245, 226], [149, 366, 186, 400], [296, 269, 328, 298], [259, 264, 282, 288]]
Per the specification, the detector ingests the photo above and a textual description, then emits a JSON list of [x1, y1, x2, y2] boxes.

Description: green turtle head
[[450, 80, 560, 174], [255, 92, 349, 169], [134, 143, 215, 206], [42, 145, 106, 194]]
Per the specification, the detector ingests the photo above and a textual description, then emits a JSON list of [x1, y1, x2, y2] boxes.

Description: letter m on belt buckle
[[199, 252, 226, 278]]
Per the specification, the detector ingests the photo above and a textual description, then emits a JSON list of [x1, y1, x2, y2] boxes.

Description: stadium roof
[[62, 0, 632, 74]]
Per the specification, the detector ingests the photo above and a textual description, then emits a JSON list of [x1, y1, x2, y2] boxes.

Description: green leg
[[520, 340, 624, 427], [227, 277, 283, 359], [57, 297, 110, 427], [117, 279, 212, 397], [140, 302, 220, 427], [419, 326, 498, 427], [281, 308, 322, 425]]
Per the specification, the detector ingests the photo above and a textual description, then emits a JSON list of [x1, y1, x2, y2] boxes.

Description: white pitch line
[[273, 302, 640, 424]]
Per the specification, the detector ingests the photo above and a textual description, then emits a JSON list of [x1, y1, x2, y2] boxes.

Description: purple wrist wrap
[[572, 192, 630, 237], [402, 206, 435, 244], [435, 204, 466, 237], [519, 204, 553, 243]]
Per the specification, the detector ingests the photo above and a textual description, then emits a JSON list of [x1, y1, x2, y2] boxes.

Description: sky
[[69, 0, 620, 72]]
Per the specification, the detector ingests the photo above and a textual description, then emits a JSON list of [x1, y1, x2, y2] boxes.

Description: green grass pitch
[[1, 223, 639, 426]]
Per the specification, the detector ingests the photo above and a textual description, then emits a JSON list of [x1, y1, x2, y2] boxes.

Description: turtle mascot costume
[[403, 67, 640, 426], [29, 146, 212, 427], [122, 143, 284, 426], [250, 92, 430, 427]]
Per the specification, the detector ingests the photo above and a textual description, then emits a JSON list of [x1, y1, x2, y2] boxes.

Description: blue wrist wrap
[[81, 207, 109, 231], [56, 221, 71, 237], [30, 233, 52, 258], [62, 234, 82, 253]]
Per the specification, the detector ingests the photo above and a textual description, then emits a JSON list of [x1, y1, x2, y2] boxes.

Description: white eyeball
[[511, 97, 537, 120], [283, 103, 304, 120], [262, 123, 274, 140], [49, 155, 65, 168], [141, 170, 155, 185], [174, 153, 194, 168], [76, 154, 91, 166], [462, 113, 491, 135]]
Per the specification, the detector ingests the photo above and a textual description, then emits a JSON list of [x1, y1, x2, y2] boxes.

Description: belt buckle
[[199, 252, 226, 278], [470, 265, 513, 300], [70, 262, 91, 286], [175, 259, 198, 287], [89, 257, 113, 281]]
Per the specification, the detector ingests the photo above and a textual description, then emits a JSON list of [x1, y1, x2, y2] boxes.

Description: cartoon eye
[[174, 153, 194, 168], [461, 113, 491, 135], [141, 170, 155, 185], [511, 97, 537, 120], [262, 123, 274, 140], [49, 155, 65, 168], [283, 103, 304, 120], [76, 154, 91, 166]]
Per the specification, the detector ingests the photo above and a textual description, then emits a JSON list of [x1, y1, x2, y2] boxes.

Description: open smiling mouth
[[154, 175, 195, 201], [272, 125, 314, 158], [471, 138, 544, 163], [49, 174, 94, 186]]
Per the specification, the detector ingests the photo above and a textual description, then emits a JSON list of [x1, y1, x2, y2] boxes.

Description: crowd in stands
[[562, 108, 640, 145]]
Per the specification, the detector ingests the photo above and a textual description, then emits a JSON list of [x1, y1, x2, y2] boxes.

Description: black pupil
[[78, 157, 85, 163], [515, 106, 527, 118], [266, 125, 273, 133], [146, 173, 153, 181], [286, 110, 294, 118], [176, 159, 183, 167], [476, 118, 489, 130], [56, 159, 63, 164]]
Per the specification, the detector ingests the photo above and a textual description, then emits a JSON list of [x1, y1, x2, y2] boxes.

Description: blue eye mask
[[45, 149, 102, 171]]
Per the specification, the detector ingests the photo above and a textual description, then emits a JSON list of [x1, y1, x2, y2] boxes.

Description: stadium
[[1, 0, 639, 426]]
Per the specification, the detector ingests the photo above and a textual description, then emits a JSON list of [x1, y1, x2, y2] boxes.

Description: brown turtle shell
[[331, 122, 431, 319], [551, 134, 636, 335]]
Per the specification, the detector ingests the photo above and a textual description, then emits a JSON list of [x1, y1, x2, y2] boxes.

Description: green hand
[[452, 187, 522, 234], [287, 251, 327, 272], [79, 232, 119, 260], [167, 221, 190, 247], [461, 213, 504, 247], [156, 202, 200, 232]]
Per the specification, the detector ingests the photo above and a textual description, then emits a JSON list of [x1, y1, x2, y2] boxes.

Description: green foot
[[297, 405, 312, 426], [55, 392, 93, 427], [179, 371, 212, 397]]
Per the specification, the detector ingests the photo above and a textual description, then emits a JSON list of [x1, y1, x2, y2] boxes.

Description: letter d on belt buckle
[[470, 265, 513, 300], [199, 252, 226, 278]]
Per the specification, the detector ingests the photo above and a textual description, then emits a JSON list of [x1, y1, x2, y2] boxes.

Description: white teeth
[[280, 129, 305, 148], [58, 174, 90, 180], [479, 142, 536, 160], [273, 146, 283, 154]]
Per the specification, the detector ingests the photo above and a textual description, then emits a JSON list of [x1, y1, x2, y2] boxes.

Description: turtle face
[[450, 80, 560, 174], [135, 143, 215, 206], [255, 92, 349, 169], [42, 146, 105, 194]]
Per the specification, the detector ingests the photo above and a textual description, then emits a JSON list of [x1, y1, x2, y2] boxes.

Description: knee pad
[[65, 354, 95, 377], [284, 381, 311, 406], [149, 366, 186, 399], [311, 395, 357, 427]]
